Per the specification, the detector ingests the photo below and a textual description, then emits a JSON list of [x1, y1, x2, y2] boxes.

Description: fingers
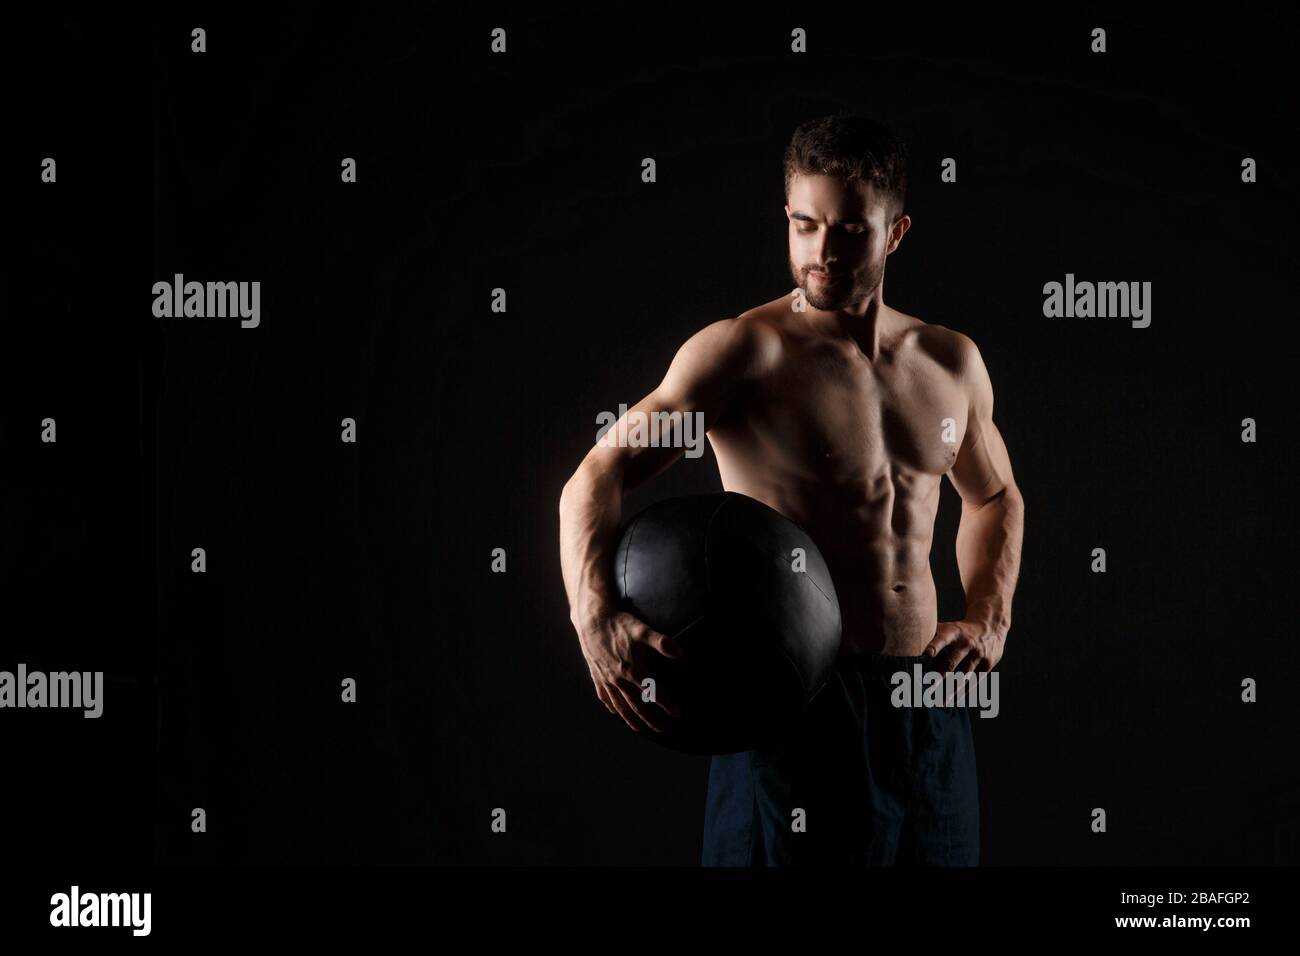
[[589, 667, 640, 729], [591, 674, 615, 715], [652, 687, 684, 718], [947, 639, 977, 673], [937, 640, 974, 673], [585, 613, 686, 734], [613, 678, 671, 734], [591, 662, 682, 723], [630, 632, 685, 716], [595, 678, 680, 730], [604, 683, 650, 733], [634, 678, 683, 719], [624, 622, 685, 722], [940, 642, 988, 674]]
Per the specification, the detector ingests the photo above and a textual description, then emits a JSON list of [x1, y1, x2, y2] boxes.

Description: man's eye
[[796, 224, 862, 234]]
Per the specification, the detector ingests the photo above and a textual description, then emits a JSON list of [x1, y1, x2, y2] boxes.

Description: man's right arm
[[558, 315, 770, 730]]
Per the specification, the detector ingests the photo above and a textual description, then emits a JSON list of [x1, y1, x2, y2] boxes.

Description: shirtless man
[[559, 114, 1024, 865]]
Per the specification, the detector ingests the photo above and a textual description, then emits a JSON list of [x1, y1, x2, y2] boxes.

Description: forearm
[[559, 461, 625, 625], [955, 485, 1024, 638]]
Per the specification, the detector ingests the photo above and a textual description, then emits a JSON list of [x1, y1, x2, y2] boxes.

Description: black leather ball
[[612, 492, 842, 754]]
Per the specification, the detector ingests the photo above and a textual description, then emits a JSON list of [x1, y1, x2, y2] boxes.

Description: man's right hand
[[572, 605, 687, 734]]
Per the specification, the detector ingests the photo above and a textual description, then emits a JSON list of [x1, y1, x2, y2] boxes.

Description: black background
[[5, 8, 1298, 871]]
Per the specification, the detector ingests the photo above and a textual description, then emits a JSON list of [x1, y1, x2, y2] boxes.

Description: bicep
[[595, 317, 763, 489], [947, 339, 1015, 504], [654, 316, 764, 428]]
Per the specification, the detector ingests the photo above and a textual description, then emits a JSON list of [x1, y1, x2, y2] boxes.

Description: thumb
[[926, 621, 959, 655], [647, 629, 687, 659]]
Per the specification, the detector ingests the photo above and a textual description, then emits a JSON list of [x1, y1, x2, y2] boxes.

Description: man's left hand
[[924, 620, 1005, 673]]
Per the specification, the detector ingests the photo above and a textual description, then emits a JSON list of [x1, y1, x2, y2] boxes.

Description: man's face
[[785, 174, 902, 311]]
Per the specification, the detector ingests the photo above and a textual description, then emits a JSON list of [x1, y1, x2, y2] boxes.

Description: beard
[[790, 253, 885, 311]]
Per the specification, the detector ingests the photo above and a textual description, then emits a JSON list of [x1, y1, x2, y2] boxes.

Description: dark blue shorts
[[701, 654, 980, 866]]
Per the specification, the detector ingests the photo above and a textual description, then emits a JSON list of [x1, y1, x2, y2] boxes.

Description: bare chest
[[727, 338, 968, 482]]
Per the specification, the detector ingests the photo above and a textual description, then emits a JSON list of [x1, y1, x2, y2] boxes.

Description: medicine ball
[[612, 491, 842, 754]]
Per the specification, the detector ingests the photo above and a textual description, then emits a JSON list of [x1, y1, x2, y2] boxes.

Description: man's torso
[[708, 295, 972, 657]]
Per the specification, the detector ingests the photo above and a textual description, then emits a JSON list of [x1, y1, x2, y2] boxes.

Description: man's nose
[[810, 228, 845, 264]]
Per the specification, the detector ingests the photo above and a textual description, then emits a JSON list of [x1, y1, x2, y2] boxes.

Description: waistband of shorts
[[836, 653, 946, 674]]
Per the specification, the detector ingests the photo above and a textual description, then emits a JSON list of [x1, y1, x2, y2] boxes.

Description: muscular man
[[559, 114, 1024, 865]]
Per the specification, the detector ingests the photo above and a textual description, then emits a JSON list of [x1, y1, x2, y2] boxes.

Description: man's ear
[[887, 214, 912, 253]]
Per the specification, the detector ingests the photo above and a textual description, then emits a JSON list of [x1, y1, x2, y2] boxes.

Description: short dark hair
[[783, 114, 909, 222]]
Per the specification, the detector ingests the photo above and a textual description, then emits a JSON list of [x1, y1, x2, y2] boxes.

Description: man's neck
[[825, 295, 889, 361]]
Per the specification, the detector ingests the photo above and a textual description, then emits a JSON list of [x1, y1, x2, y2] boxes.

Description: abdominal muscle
[[717, 464, 943, 659]]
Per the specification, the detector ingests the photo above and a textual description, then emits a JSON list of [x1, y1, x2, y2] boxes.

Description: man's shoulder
[[736, 291, 798, 323], [902, 315, 996, 410], [731, 293, 804, 343], [690, 303, 783, 349], [904, 313, 980, 376], [671, 301, 786, 381], [694, 295, 792, 353]]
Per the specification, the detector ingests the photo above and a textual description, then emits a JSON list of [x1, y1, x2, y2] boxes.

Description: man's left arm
[[926, 335, 1025, 673]]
